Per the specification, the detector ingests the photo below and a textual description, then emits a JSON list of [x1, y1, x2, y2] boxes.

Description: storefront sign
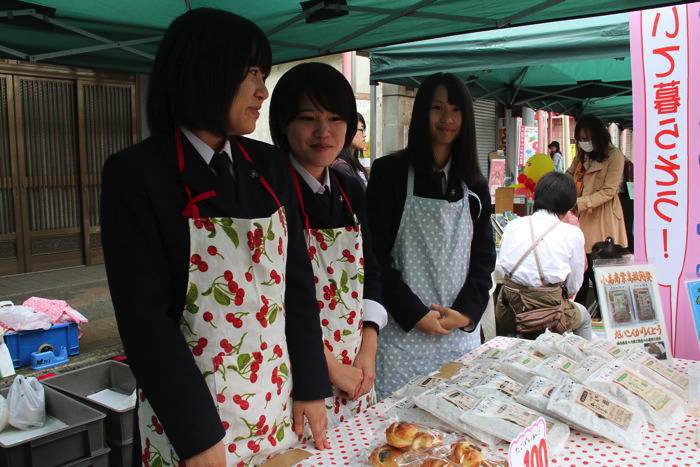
[[594, 264, 672, 359], [631, 3, 700, 358]]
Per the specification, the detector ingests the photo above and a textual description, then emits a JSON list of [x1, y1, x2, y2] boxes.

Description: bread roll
[[420, 459, 453, 467], [448, 441, 484, 467], [385, 422, 444, 450], [369, 444, 403, 467]]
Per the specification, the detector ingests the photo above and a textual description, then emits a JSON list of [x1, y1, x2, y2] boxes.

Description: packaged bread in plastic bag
[[570, 356, 608, 383], [395, 374, 450, 399], [499, 351, 545, 384], [554, 333, 590, 361], [533, 330, 564, 357], [583, 339, 628, 361], [413, 386, 502, 448], [624, 347, 689, 397], [546, 378, 646, 451], [533, 353, 578, 383], [584, 359, 685, 430], [468, 370, 524, 399], [396, 440, 507, 466], [514, 376, 559, 415], [385, 397, 457, 433], [458, 395, 570, 456]]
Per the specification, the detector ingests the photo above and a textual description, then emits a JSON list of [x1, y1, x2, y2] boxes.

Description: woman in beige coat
[[566, 115, 627, 305]]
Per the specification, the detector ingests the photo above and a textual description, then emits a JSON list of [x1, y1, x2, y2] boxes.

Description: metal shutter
[[473, 99, 497, 177]]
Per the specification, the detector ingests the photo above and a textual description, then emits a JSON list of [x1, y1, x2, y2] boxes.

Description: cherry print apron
[[291, 169, 374, 428], [138, 129, 294, 466]]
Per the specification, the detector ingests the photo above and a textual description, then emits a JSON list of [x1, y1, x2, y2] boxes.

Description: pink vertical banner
[[631, 3, 700, 359]]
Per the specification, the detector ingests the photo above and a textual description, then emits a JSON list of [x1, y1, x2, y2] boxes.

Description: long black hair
[[337, 112, 368, 177], [147, 8, 271, 136], [405, 72, 484, 186], [574, 114, 612, 163], [269, 62, 357, 153]]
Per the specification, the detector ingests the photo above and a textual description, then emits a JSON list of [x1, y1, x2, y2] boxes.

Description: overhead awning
[[370, 11, 636, 124], [0, 0, 681, 73]]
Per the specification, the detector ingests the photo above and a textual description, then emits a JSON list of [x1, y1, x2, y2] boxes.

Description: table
[[294, 337, 700, 467]]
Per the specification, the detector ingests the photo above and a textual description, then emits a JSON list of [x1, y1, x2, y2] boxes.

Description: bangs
[[246, 35, 272, 77]]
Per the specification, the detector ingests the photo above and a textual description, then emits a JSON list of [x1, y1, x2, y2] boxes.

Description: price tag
[[507, 416, 549, 467]]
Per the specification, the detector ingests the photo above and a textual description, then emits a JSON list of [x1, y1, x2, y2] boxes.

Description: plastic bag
[[499, 351, 545, 384], [624, 348, 689, 397], [554, 333, 589, 361], [533, 330, 564, 357], [570, 356, 607, 383], [395, 374, 449, 399], [583, 339, 628, 360], [468, 370, 523, 399], [7, 375, 46, 430], [413, 386, 502, 448], [547, 378, 646, 451], [514, 376, 559, 415], [533, 353, 579, 383], [0, 394, 9, 432], [584, 359, 685, 431], [0, 303, 52, 332], [457, 394, 570, 456], [385, 397, 456, 433]]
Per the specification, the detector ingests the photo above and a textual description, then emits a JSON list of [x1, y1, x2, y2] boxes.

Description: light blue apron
[[376, 167, 482, 399]]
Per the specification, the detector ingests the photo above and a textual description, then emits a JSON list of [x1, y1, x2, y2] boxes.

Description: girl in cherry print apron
[[138, 130, 295, 466]]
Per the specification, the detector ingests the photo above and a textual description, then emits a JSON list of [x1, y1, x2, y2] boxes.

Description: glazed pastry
[[369, 444, 403, 467], [386, 422, 444, 450], [420, 459, 454, 467], [449, 441, 484, 467]]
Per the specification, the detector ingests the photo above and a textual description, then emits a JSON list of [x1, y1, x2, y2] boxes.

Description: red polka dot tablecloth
[[294, 337, 700, 466]]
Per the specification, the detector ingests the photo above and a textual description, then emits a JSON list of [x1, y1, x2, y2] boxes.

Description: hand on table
[[292, 399, 331, 450]]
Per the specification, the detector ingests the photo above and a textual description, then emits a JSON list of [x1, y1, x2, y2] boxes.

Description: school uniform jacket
[[365, 151, 496, 332], [100, 133, 331, 460], [292, 165, 384, 324]]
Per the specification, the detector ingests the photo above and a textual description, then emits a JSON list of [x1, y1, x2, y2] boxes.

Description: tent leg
[[370, 82, 378, 164]]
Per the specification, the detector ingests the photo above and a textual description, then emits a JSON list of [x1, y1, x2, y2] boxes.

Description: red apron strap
[[289, 164, 312, 231], [234, 138, 282, 210], [175, 128, 216, 219]]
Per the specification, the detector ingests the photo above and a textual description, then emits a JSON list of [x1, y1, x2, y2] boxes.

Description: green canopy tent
[[0, 0, 680, 72], [370, 11, 635, 125]]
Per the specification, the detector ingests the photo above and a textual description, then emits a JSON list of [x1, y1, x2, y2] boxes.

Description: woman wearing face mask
[[566, 114, 627, 306], [101, 9, 330, 466], [269, 63, 387, 426], [367, 73, 496, 399], [333, 113, 370, 188]]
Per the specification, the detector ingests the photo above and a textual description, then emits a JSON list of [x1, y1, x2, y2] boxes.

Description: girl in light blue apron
[[366, 73, 496, 399]]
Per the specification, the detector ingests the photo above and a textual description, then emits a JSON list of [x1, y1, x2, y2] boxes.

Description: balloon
[[508, 153, 555, 197]]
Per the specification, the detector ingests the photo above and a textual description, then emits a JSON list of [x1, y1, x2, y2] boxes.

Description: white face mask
[[578, 140, 594, 153]]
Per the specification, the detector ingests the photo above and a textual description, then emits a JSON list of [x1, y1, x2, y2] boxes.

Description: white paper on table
[[0, 416, 68, 446], [86, 388, 136, 411]]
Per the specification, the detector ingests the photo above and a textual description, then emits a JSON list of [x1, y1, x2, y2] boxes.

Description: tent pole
[[370, 82, 378, 165]]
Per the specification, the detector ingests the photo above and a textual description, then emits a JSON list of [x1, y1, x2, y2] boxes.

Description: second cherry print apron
[[290, 169, 374, 428]]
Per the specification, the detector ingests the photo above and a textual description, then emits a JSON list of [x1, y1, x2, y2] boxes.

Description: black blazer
[[292, 165, 382, 308], [365, 151, 496, 332], [100, 133, 331, 460]]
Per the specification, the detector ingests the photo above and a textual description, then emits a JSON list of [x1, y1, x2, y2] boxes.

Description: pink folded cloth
[[22, 297, 88, 325]]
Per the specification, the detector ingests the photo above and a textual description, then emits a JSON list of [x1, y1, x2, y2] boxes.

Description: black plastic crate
[[0, 385, 106, 467], [106, 439, 132, 467], [43, 361, 136, 445]]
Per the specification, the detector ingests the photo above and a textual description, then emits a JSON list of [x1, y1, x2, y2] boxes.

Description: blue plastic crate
[[3, 322, 79, 368]]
